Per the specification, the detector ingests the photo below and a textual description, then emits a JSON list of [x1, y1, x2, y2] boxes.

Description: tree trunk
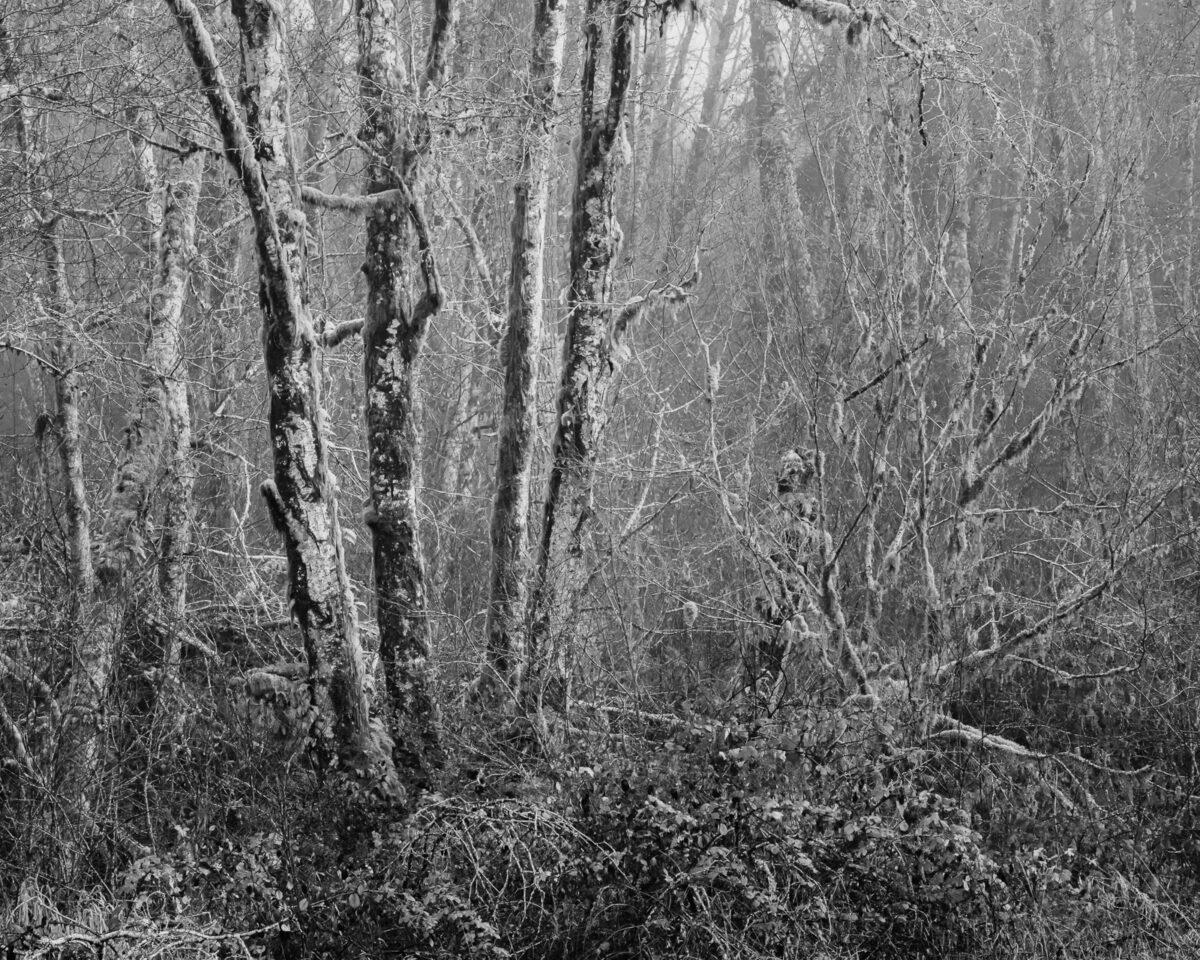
[[750, 0, 819, 328], [153, 154, 203, 680], [528, 0, 636, 707], [168, 0, 381, 775], [482, 0, 567, 699], [355, 0, 455, 779], [4, 53, 98, 810], [673, 0, 740, 236]]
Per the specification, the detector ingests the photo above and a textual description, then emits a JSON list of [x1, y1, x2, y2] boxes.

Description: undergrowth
[[4, 673, 1199, 959]]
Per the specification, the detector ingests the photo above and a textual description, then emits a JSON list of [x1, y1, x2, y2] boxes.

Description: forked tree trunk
[[168, 0, 381, 775], [354, 0, 455, 779], [528, 0, 636, 706], [482, 0, 567, 699]]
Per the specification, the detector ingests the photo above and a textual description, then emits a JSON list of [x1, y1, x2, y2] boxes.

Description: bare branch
[[930, 714, 1152, 778], [933, 575, 1115, 684], [322, 318, 363, 348], [1002, 655, 1140, 684], [300, 185, 403, 212], [1, 339, 60, 374]]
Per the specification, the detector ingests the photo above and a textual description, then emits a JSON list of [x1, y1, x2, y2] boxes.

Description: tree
[[482, 0, 568, 699], [350, 0, 456, 779], [166, 0, 382, 775], [526, 0, 638, 710]]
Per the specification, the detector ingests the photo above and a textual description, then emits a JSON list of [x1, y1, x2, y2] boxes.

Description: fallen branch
[[929, 714, 1151, 778]]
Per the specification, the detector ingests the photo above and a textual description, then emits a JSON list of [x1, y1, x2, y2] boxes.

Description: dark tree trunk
[[168, 0, 381, 776], [355, 0, 456, 779], [528, 0, 636, 707]]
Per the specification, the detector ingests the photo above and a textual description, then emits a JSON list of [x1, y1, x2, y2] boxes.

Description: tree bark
[[355, 0, 455, 779], [167, 0, 380, 775], [482, 0, 567, 700], [528, 0, 636, 706]]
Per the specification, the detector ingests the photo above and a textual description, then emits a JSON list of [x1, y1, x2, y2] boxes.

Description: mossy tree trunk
[[528, 0, 636, 708], [482, 0, 567, 701], [354, 0, 455, 780], [168, 0, 382, 777]]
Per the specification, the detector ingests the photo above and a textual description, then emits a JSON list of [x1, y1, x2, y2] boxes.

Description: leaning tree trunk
[[354, 0, 455, 780], [168, 0, 380, 775], [528, 0, 636, 708], [482, 0, 567, 700]]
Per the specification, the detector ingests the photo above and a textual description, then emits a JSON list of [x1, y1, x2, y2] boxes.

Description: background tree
[[2, 1, 1200, 956]]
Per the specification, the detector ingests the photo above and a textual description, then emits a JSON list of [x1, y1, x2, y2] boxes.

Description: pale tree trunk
[[3, 45, 98, 805], [1115, 0, 1155, 404], [354, 0, 455, 780], [303, 0, 343, 189], [482, 0, 567, 699], [744, 0, 819, 693], [627, 10, 695, 264], [91, 150, 202, 699], [116, 40, 199, 679], [528, 0, 637, 708], [942, 88, 973, 337], [672, 0, 740, 237], [168, 0, 381, 776], [749, 0, 820, 329], [153, 155, 203, 680]]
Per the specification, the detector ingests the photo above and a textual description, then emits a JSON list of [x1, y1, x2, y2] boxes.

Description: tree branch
[[933, 575, 1115, 685], [301, 185, 403, 212], [322, 318, 363, 348]]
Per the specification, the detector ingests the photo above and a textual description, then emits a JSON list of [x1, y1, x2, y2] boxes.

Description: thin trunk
[[355, 0, 455, 779], [673, 0, 740, 236], [749, 0, 819, 328], [1184, 104, 1197, 318], [154, 154, 203, 680], [745, 0, 817, 694], [5, 50, 97, 805], [943, 88, 973, 336], [482, 0, 567, 698], [528, 0, 636, 707], [628, 11, 696, 264], [304, 0, 343, 188], [48, 216, 98, 790], [168, 0, 381, 775]]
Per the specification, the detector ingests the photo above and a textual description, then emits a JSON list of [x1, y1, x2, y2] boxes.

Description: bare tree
[[166, 0, 383, 776], [350, 0, 456, 779], [527, 0, 638, 709], [482, 0, 568, 700]]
